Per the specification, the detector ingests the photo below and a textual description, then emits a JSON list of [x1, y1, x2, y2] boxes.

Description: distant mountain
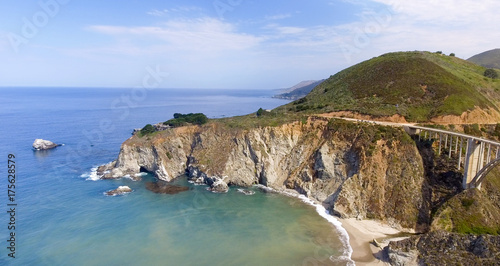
[[468, 49, 500, 69], [274, 80, 324, 100]]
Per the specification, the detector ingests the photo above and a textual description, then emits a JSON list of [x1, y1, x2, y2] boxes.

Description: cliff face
[[98, 117, 425, 230]]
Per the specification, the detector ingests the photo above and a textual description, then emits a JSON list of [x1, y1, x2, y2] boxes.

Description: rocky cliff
[[98, 117, 426, 230], [385, 230, 500, 265]]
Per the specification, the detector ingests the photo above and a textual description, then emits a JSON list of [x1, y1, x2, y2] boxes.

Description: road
[[330, 116, 500, 146]]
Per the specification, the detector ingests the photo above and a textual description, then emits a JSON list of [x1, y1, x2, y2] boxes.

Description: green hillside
[[468, 49, 500, 69], [432, 166, 500, 235], [277, 51, 500, 122]]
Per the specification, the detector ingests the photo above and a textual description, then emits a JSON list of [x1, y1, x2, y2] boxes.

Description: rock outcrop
[[105, 186, 132, 196], [385, 230, 500, 265], [32, 139, 59, 150], [97, 117, 426, 230], [207, 178, 229, 193]]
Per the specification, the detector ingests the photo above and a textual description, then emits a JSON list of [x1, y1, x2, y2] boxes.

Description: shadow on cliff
[[414, 138, 463, 232]]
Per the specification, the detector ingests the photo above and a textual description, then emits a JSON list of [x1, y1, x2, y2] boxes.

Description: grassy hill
[[468, 49, 500, 69], [275, 51, 500, 122]]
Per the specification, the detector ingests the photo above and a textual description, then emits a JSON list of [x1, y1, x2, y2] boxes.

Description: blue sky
[[1, 0, 499, 89]]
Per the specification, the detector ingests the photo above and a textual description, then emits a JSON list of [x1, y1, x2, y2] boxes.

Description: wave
[[80, 166, 99, 181], [187, 180, 208, 186], [254, 184, 354, 265]]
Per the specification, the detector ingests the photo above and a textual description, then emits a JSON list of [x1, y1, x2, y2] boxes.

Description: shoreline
[[259, 186, 413, 265], [268, 187, 411, 265], [339, 218, 412, 265]]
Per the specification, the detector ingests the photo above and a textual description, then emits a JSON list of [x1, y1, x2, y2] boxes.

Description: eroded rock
[[32, 139, 59, 150], [208, 178, 229, 193]]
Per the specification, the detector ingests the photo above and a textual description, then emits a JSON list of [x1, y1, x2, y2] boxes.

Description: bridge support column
[[458, 137, 463, 170], [448, 135, 453, 158], [403, 126, 420, 136], [438, 134, 442, 155], [463, 139, 486, 189]]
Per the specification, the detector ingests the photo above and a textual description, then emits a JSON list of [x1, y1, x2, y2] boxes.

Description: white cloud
[[330, 0, 500, 63], [87, 17, 263, 53], [269, 25, 306, 35], [147, 6, 203, 17], [373, 0, 498, 24], [147, 9, 169, 17], [265, 13, 292, 21]]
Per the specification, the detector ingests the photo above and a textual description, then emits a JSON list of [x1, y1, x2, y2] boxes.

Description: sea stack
[[32, 139, 59, 150]]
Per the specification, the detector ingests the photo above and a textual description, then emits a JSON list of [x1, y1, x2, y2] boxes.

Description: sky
[[1, 0, 499, 89]]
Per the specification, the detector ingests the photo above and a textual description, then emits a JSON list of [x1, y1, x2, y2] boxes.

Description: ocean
[[0, 87, 352, 265]]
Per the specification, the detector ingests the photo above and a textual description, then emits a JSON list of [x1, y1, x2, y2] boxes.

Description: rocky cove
[[96, 116, 500, 264], [97, 117, 424, 226]]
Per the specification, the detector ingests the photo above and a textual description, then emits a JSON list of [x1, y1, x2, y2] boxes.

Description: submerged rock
[[145, 182, 189, 194], [32, 139, 59, 150], [237, 189, 255, 195], [105, 186, 132, 196]]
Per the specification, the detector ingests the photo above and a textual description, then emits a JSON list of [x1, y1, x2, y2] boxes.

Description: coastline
[[339, 218, 411, 265]]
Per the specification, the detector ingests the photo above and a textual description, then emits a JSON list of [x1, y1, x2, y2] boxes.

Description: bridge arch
[[405, 125, 500, 190], [469, 158, 500, 189]]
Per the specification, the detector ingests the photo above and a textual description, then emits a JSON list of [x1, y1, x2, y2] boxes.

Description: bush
[[164, 113, 208, 127], [140, 124, 156, 135], [464, 124, 482, 136], [449, 53, 455, 57], [484, 69, 498, 79], [494, 123, 500, 137], [436, 51, 443, 54], [256, 108, 265, 117], [461, 198, 475, 209]]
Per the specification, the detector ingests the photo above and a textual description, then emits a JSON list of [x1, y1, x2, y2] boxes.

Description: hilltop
[[468, 49, 500, 69], [275, 51, 500, 122]]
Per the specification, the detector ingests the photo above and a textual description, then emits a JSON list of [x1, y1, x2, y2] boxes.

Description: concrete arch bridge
[[404, 125, 500, 190]]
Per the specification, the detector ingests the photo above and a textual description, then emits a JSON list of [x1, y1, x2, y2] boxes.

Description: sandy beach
[[340, 218, 412, 265]]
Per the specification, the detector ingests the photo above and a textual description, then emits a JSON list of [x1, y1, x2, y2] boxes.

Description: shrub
[[140, 124, 156, 135], [256, 108, 265, 117], [464, 124, 482, 136], [494, 123, 500, 137], [461, 198, 475, 209], [484, 68, 498, 79], [449, 53, 455, 57], [164, 113, 208, 127]]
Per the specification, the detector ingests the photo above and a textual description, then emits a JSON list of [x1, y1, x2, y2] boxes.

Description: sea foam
[[80, 166, 99, 181], [297, 195, 355, 265]]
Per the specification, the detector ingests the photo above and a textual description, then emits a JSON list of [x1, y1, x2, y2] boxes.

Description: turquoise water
[[0, 88, 350, 265]]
